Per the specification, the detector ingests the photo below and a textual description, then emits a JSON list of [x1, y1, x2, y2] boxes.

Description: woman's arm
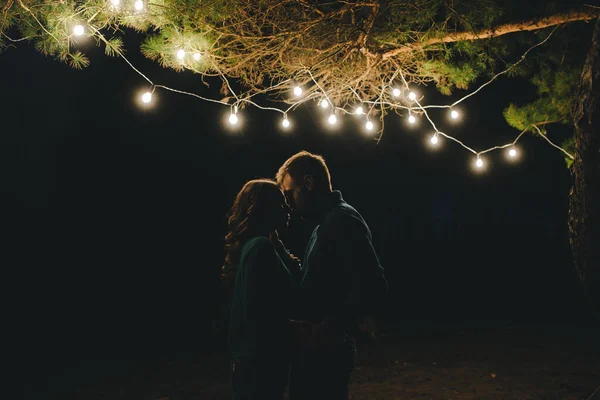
[[269, 230, 303, 282]]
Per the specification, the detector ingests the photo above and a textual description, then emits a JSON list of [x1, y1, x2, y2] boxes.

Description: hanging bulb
[[392, 88, 401, 97], [320, 99, 329, 109], [450, 109, 459, 119], [408, 91, 417, 101], [282, 117, 290, 128], [193, 52, 202, 61], [430, 134, 439, 145], [176, 49, 185, 60], [141, 92, 152, 104], [366, 120, 374, 131], [408, 115, 416, 124], [229, 113, 238, 125], [475, 157, 484, 168], [355, 106, 364, 115], [73, 25, 85, 36], [293, 86, 303, 96], [134, 0, 144, 11], [509, 147, 517, 158], [328, 114, 337, 124]]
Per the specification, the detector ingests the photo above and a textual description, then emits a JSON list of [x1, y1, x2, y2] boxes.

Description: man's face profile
[[281, 173, 306, 215]]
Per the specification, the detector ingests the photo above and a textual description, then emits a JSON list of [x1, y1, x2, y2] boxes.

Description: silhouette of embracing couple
[[222, 151, 388, 400]]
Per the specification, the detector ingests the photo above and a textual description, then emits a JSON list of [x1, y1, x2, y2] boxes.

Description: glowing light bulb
[[320, 99, 329, 108], [509, 148, 517, 157], [134, 0, 144, 11], [355, 106, 364, 115], [366, 121, 374, 130], [229, 113, 238, 125], [110, 0, 120, 6], [392, 88, 401, 97], [430, 135, 438, 145], [176, 49, 185, 60], [328, 114, 337, 125], [408, 115, 416, 124], [141, 92, 152, 103], [282, 118, 290, 128], [451, 110, 459, 119], [193, 52, 202, 61], [73, 25, 85, 36], [408, 91, 417, 101], [293, 86, 302, 96], [476, 157, 484, 168]]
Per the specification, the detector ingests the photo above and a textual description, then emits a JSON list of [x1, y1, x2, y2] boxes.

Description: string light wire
[[15, 1, 575, 166]]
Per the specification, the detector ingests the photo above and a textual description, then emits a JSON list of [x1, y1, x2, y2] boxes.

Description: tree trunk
[[569, 17, 600, 319]]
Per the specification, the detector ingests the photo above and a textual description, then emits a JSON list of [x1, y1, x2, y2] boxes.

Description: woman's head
[[222, 179, 290, 282]]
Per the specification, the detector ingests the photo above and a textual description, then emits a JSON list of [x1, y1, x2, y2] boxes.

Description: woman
[[222, 178, 302, 400]]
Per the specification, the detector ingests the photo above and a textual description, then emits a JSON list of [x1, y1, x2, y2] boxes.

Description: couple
[[223, 150, 388, 400]]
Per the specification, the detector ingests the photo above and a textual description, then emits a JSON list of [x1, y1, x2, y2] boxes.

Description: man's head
[[275, 151, 332, 217]]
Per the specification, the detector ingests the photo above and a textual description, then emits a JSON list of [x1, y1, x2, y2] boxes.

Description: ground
[[24, 321, 600, 400]]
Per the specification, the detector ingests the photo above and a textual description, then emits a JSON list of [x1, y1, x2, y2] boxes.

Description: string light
[[110, 0, 120, 6], [282, 116, 290, 128], [366, 120, 374, 131], [19, 11, 577, 177], [141, 91, 152, 103], [475, 156, 484, 168], [392, 88, 401, 97], [293, 86, 303, 96], [176, 49, 185, 60], [193, 52, 202, 61], [73, 25, 85, 36]]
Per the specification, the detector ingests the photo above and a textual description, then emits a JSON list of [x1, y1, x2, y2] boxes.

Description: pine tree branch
[[381, 8, 600, 60]]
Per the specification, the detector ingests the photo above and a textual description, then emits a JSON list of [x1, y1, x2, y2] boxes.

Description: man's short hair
[[276, 150, 332, 191]]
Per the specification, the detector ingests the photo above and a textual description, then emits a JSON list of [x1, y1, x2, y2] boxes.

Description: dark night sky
[[1, 29, 591, 365]]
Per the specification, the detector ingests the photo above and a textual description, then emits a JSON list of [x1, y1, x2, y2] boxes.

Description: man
[[276, 150, 388, 400]]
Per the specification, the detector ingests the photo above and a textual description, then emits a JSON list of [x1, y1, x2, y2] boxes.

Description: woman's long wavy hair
[[221, 178, 282, 292]]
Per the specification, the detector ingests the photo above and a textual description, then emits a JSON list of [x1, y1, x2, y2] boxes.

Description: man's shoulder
[[323, 202, 368, 232]]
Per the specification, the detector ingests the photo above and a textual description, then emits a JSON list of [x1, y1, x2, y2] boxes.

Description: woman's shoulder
[[242, 236, 276, 255]]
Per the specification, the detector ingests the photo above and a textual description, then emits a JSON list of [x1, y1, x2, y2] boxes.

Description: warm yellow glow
[[476, 158, 484, 168], [355, 106, 364, 115], [392, 88, 401, 97], [320, 99, 329, 108], [293, 86, 303, 96], [110, 0, 120, 6], [408, 115, 416, 124], [366, 121, 374, 130], [282, 118, 290, 128], [509, 148, 517, 157], [176, 49, 185, 60], [193, 52, 202, 61], [134, 0, 144, 10], [328, 114, 337, 124], [430, 135, 438, 145], [408, 91, 417, 100], [73, 25, 85, 36], [229, 113, 238, 125], [451, 110, 459, 119], [141, 92, 152, 103]]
